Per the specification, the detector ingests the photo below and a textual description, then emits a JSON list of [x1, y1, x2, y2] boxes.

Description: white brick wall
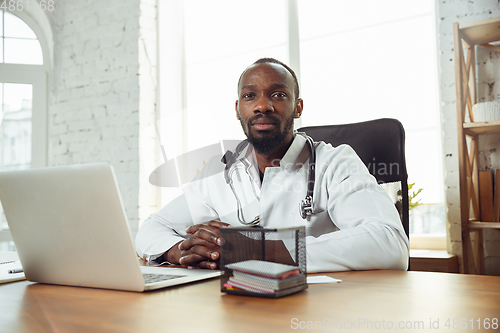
[[46, 0, 158, 238], [437, 0, 500, 274]]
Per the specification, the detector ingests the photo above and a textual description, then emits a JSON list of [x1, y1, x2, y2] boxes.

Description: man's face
[[235, 63, 303, 155]]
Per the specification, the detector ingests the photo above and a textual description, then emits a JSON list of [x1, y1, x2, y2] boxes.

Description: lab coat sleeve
[[305, 145, 409, 273], [135, 156, 222, 265], [135, 194, 192, 264]]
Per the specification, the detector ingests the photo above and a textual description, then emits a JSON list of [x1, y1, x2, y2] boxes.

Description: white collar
[[280, 132, 308, 170]]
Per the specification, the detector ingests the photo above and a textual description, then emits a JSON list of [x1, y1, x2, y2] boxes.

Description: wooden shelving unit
[[453, 17, 500, 274]]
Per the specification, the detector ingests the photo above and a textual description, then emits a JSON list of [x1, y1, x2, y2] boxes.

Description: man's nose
[[254, 95, 274, 114]]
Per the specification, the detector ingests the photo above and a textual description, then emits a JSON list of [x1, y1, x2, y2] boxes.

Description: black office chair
[[298, 118, 410, 242]]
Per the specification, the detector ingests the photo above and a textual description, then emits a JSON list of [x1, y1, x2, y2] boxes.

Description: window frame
[[0, 9, 49, 244]]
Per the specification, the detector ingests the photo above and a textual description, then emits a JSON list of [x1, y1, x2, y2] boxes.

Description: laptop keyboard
[[142, 273, 187, 284]]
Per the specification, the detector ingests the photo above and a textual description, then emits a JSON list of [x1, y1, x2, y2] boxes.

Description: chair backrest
[[298, 118, 409, 240]]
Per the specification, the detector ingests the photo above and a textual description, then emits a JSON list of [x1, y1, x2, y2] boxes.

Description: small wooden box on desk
[[410, 250, 459, 273]]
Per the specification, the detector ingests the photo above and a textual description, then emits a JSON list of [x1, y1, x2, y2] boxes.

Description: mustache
[[247, 114, 281, 126]]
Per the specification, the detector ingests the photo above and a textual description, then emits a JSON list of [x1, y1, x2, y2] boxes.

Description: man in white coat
[[135, 58, 409, 272]]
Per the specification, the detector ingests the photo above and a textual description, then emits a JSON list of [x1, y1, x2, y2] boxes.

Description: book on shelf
[[479, 170, 494, 222]]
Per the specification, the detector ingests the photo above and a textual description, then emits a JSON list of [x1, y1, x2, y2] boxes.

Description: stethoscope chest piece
[[299, 195, 314, 219]]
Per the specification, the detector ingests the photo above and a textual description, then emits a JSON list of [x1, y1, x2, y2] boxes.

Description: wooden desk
[[1, 270, 499, 332]]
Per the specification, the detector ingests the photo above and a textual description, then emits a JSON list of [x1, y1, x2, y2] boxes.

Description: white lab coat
[[135, 133, 409, 272]]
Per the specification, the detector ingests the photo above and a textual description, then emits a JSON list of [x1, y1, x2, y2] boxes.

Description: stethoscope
[[221, 135, 316, 225]]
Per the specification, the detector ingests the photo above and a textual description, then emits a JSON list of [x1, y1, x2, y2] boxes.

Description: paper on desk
[[0, 252, 26, 284], [307, 276, 342, 284]]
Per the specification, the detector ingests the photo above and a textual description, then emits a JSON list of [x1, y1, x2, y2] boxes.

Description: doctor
[[135, 58, 409, 272]]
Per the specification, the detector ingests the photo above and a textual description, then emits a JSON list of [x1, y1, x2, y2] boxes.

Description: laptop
[[0, 163, 220, 292]]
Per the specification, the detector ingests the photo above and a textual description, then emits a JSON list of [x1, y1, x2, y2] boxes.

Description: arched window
[[0, 10, 48, 250]]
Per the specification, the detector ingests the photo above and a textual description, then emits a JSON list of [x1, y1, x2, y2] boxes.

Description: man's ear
[[294, 98, 304, 118], [235, 100, 240, 120]]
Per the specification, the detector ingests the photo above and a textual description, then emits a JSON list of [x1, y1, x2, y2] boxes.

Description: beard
[[240, 110, 295, 155]]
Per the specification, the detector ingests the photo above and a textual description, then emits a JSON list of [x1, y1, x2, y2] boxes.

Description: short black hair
[[237, 58, 300, 100]]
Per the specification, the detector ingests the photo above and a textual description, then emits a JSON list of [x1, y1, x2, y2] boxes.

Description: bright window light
[[158, 0, 445, 237]]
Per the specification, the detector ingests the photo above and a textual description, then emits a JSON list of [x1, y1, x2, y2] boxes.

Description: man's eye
[[273, 92, 286, 98], [242, 93, 254, 99]]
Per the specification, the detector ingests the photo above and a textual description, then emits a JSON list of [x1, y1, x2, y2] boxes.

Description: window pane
[[299, 11, 441, 204], [298, 0, 434, 40], [0, 38, 3, 63], [0, 11, 3, 37], [410, 204, 446, 235], [4, 38, 43, 64], [297, 0, 443, 236], [4, 12, 37, 39], [183, 0, 286, 65], [171, 0, 287, 152], [1, 83, 32, 171], [0, 83, 32, 247]]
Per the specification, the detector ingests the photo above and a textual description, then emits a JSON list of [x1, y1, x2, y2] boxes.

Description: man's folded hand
[[169, 220, 230, 269]]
